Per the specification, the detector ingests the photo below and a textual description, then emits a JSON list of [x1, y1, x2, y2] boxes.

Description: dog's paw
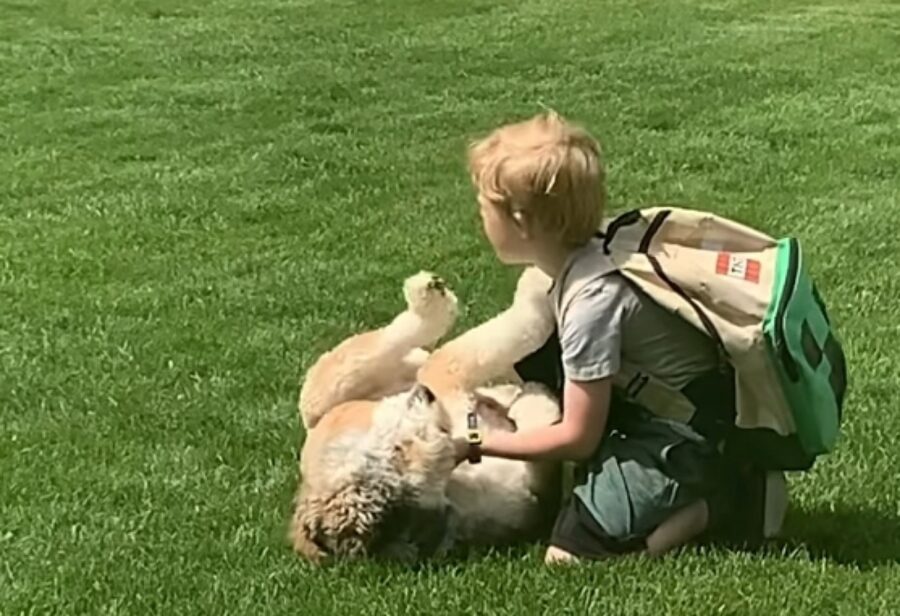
[[507, 382, 561, 428], [403, 271, 459, 320]]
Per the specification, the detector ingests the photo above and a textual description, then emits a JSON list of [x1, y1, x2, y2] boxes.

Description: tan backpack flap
[[733, 352, 796, 435], [607, 252, 754, 368], [600, 207, 775, 255], [605, 209, 777, 326], [602, 208, 798, 436], [613, 260, 795, 435], [637, 207, 776, 252], [652, 243, 776, 325], [610, 245, 778, 349]]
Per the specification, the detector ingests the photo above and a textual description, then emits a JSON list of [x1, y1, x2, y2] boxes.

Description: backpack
[[595, 207, 848, 471]]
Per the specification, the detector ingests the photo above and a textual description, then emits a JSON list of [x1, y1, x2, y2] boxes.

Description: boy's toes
[[544, 546, 580, 565]]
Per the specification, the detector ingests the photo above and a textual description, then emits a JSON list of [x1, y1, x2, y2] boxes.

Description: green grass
[[2, 0, 899, 613]]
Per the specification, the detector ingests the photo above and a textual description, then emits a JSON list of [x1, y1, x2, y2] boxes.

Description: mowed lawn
[[2, 0, 900, 613]]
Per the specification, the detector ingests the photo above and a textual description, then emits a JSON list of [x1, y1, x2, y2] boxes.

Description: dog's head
[[290, 384, 456, 563]]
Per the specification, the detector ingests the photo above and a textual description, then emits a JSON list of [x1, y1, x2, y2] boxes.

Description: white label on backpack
[[716, 252, 760, 283]]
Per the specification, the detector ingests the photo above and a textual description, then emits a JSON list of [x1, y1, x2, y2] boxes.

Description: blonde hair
[[467, 111, 605, 246]]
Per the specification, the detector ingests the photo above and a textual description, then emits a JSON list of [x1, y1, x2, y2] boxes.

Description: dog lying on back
[[291, 268, 562, 563]]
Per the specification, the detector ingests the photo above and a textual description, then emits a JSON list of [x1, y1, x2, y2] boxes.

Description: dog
[[291, 268, 562, 563]]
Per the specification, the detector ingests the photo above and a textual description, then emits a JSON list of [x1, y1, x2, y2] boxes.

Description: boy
[[454, 111, 751, 564]]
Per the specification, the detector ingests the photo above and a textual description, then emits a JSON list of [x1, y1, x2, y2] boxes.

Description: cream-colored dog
[[291, 268, 561, 563]]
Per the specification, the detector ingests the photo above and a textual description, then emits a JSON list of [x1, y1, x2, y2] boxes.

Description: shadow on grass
[[769, 504, 900, 569], [408, 503, 900, 572], [291, 503, 900, 573]]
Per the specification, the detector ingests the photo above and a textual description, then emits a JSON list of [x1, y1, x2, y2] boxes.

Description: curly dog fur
[[291, 268, 561, 563]]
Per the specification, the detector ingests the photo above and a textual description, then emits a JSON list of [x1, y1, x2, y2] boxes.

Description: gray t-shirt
[[549, 237, 717, 392]]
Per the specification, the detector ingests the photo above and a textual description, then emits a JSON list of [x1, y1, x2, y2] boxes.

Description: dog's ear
[[289, 489, 327, 563], [291, 480, 396, 561], [410, 383, 436, 405]]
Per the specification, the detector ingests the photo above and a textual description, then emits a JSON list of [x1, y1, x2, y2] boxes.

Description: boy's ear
[[511, 210, 531, 238]]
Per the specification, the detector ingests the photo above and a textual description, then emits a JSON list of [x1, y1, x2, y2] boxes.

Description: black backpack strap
[[636, 209, 731, 366], [600, 209, 642, 254]]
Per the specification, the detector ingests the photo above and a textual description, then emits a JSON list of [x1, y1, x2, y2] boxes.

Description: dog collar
[[466, 410, 483, 464]]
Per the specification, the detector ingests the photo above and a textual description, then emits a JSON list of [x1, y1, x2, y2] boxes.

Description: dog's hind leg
[[506, 383, 561, 431], [299, 273, 458, 429], [505, 384, 565, 521], [366, 347, 430, 400]]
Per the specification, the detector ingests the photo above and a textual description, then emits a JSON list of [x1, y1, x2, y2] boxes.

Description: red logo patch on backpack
[[716, 252, 760, 283]]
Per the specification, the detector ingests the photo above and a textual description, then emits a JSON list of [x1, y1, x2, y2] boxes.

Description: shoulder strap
[[606, 208, 730, 366], [600, 209, 642, 254]]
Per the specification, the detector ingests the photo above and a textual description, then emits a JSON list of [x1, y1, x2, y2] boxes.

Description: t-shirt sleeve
[[558, 279, 632, 382]]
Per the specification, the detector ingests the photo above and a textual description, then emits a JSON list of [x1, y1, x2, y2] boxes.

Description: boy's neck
[[530, 240, 580, 280]]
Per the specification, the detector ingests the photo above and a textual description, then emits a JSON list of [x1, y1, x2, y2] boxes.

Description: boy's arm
[[454, 277, 633, 464], [457, 377, 611, 463]]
